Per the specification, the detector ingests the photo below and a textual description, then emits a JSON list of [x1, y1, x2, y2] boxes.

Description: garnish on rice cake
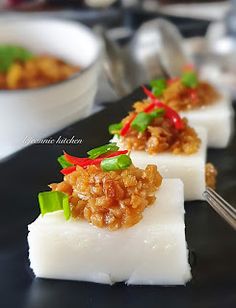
[[149, 65, 234, 148], [110, 91, 200, 155], [109, 94, 217, 201], [50, 144, 162, 230], [150, 67, 220, 112], [28, 144, 191, 285]]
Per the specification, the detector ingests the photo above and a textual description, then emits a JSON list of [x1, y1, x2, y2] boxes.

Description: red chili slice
[[61, 150, 129, 174], [142, 86, 157, 100], [64, 152, 91, 165], [61, 166, 76, 175], [142, 86, 184, 130], [143, 102, 156, 113], [77, 150, 128, 167], [120, 87, 163, 136], [155, 102, 184, 130], [120, 114, 136, 137]]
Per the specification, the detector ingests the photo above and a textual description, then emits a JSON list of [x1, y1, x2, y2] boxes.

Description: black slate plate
[[0, 88, 236, 308]]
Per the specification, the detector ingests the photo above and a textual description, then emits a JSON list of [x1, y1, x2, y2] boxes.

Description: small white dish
[[0, 18, 101, 160]]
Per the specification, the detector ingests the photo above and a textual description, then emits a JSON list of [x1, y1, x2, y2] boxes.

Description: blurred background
[[0, 0, 236, 159], [0, 0, 234, 100]]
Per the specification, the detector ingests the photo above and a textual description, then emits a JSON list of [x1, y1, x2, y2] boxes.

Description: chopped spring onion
[[87, 143, 119, 159], [101, 154, 132, 171], [57, 155, 73, 169], [108, 122, 122, 135], [150, 78, 167, 96], [131, 112, 151, 132], [181, 71, 198, 88], [0, 45, 33, 72], [38, 191, 71, 220], [131, 109, 164, 132], [149, 109, 165, 118]]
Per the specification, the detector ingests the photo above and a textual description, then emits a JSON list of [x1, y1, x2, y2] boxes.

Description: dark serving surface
[[0, 88, 236, 308]]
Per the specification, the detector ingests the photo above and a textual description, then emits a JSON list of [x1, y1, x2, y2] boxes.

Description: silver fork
[[203, 187, 236, 231]]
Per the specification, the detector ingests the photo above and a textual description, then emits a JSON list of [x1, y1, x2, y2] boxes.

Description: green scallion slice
[[131, 109, 164, 133], [38, 191, 71, 220], [57, 155, 73, 168], [131, 112, 152, 132], [0, 45, 33, 73], [101, 154, 132, 171], [108, 122, 122, 135], [149, 109, 165, 118], [108, 122, 123, 135], [181, 71, 198, 88], [87, 143, 119, 159], [150, 78, 167, 96]]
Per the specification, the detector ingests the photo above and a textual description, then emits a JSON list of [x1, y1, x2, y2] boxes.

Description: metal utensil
[[100, 30, 135, 97], [101, 18, 191, 98], [203, 187, 236, 230], [127, 18, 190, 80]]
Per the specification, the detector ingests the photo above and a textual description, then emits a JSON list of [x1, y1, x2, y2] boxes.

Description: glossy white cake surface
[[113, 127, 207, 201], [28, 179, 191, 285], [181, 94, 234, 148]]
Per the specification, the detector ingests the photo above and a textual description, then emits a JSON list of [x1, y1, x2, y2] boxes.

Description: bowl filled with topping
[[0, 18, 101, 160]]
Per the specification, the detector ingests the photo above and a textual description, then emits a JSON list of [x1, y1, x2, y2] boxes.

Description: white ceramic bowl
[[0, 18, 101, 160]]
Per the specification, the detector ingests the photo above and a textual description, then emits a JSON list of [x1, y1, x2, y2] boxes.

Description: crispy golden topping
[[0, 55, 79, 90], [205, 163, 217, 189], [50, 164, 162, 230], [161, 80, 220, 111], [120, 101, 201, 155]]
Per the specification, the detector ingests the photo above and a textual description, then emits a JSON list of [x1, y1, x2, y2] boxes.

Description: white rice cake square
[[181, 94, 234, 148], [114, 127, 207, 201], [28, 179, 191, 285]]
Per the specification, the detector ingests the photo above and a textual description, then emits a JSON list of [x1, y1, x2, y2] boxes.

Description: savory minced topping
[[0, 45, 80, 90], [50, 164, 162, 230], [109, 97, 201, 155], [150, 70, 220, 112], [205, 163, 217, 189], [38, 143, 163, 230]]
